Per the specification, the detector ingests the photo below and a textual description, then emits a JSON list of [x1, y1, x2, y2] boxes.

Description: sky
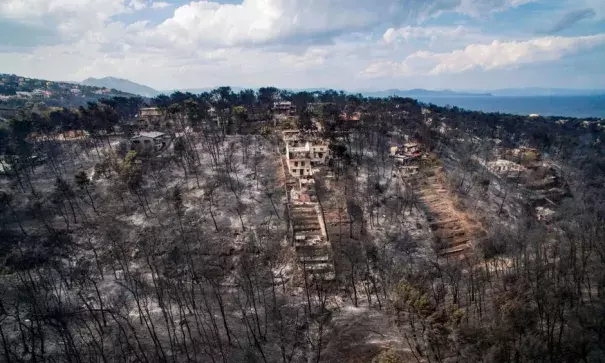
[[1, 0, 604, 91]]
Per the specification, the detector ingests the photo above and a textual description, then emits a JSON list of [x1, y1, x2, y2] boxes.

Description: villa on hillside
[[138, 107, 163, 118], [274, 101, 295, 115], [136, 107, 170, 129], [130, 131, 168, 150], [488, 159, 526, 176], [390, 142, 422, 163], [282, 130, 329, 184]]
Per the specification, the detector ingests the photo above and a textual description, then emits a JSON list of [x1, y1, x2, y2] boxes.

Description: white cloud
[[151, 2, 171, 9], [2, 0, 604, 91], [431, 34, 605, 74], [383, 26, 470, 43], [362, 34, 605, 77], [0, 0, 149, 45], [278, 48, 328, 69], [0, 0, 537, 50], [153, 0, 382, 47], [150, 0, 539, 48]]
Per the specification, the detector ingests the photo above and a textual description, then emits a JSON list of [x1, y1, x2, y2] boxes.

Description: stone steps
[[416, 166, 477, 256], [291, 214, 319, 220], [280, 133, 334, 282], [451, 237, 471, 247], [298, 255, 331, 263], [437, 229, 466, 239], [440, 244, 469, 256], [303, 263, 334, 275], [294, 226, 321, 234], [429, 218, 460, 227]]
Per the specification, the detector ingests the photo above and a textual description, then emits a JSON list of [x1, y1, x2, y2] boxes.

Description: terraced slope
[[418, 168, 480, 256]]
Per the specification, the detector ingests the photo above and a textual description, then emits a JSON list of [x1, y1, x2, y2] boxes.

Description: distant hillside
[[161, 87, 247, 95], [82, 77, 159, 97], [159, 87, 493, 97], [0, 73, 135, 109]]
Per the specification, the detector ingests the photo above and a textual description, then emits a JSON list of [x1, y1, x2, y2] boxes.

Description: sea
[[412, 95, 605, 119]]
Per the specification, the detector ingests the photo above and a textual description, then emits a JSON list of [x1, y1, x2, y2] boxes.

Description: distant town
[[0, 73, 132, 108]]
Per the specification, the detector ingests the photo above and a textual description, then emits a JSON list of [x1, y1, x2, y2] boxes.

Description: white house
[[138, 107, 163, 118], [274, 101, 294, 114], [285, 139, 329, 183], [16, 91, 32, 98], [488, 159, 526, 175]]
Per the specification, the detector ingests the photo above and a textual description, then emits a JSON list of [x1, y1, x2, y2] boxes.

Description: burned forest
[[1, 89, 604, 363]]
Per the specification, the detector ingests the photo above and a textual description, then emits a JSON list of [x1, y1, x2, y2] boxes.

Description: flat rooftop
[[134, 131, 166, 139]]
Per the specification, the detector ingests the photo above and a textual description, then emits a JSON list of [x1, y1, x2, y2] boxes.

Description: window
[[300, 169, 304, 176], [318, 152, 323, 158], [294, 161, 298, 167], [301, 161, 305, 167]]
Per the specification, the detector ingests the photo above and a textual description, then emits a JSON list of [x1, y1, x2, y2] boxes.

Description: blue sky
[[0, 0, 604, 91]]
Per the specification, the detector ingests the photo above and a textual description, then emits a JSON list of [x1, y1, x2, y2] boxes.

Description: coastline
[[413, 94, 605, 118]]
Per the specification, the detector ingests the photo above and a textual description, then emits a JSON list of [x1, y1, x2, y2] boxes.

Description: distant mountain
[[81, 77, 159, 97]]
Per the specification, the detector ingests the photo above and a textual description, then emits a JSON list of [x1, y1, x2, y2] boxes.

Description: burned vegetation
[[1, 89, 604, 362]]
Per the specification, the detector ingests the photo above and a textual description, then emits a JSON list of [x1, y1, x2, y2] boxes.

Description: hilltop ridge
[[81, 76, 159, 97]]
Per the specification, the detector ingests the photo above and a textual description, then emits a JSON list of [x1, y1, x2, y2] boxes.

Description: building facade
[[283, 130, 329, 184], [131, 131, 168, 150]]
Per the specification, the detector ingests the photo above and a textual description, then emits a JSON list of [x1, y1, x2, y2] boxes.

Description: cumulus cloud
[[0, 0, 537, 49], [153, 0, 381, 47], [361, 34, 605, 77], [151, 0, 537, 48]]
